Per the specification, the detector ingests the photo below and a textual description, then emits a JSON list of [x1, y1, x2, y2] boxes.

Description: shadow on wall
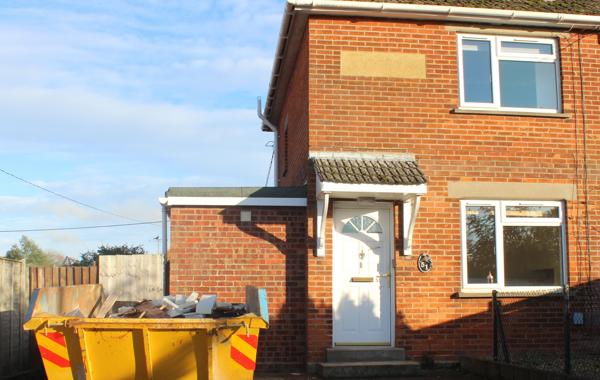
[[220, 208, 292, 253], [219, 207, 307, 371], [211, 206, 598, 368], [392, 281, 600, 363], [306, 281, 600, 365]]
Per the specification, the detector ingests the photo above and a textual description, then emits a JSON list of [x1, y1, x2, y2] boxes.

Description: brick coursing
[[168, 206, 308, 370], [277, 31, 309, 187], [299, 16, 599, 363]]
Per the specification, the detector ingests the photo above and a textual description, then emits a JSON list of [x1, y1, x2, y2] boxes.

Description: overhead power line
[[0, 167, 142, 222], [0, 221, 161, 233]]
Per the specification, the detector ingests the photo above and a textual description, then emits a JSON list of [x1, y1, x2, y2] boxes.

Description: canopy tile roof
[[334, 0, 600, 16], [312, 153, 427, 185]]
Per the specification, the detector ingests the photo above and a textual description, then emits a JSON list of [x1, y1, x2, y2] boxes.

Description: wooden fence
[[29, 265, 98, 295], [1, 256, 161, 378], [0, 258, 30, 377], [99, 255, 163, 300]]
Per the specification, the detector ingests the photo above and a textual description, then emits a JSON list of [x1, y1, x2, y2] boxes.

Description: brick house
[[161, 0, 600, 373]]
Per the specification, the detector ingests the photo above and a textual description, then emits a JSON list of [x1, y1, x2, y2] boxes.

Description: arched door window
[[342, 215, 383, 234]]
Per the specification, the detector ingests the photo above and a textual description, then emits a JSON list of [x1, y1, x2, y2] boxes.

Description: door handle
[[377, 272, 391, 288]]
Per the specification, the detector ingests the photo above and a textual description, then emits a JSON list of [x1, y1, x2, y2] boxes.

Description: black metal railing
[[491, 284, 600, 379], [492, 290, 510, 363]]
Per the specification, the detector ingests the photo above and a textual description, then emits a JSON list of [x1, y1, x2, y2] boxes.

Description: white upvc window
[[460, 200, 566, 291], [457, 34, 562, 113]]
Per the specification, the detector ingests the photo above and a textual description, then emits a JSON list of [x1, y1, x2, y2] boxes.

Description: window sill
[[451, 108, 571, 119], [456, 288, 563, 298]]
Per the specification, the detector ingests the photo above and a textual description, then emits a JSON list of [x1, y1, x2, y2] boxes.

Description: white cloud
[[0, 1, 283, 257], [0, 87, 265, 153], [0, 1, 282, 102]]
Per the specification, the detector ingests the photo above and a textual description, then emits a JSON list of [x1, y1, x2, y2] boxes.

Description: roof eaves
[[262, 0, 600, 126]]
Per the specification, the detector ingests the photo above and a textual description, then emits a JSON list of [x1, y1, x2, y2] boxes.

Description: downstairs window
[[461, 200, 565, 290]]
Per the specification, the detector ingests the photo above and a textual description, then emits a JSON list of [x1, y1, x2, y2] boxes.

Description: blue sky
[[0, 1, 283, 257]]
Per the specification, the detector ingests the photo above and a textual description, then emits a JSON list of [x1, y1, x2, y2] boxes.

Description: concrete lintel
[[448, 182, 577, 201]]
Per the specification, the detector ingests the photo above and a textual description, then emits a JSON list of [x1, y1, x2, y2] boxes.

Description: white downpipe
[[289, 0, 600, 30], [159, 198, 169, 295], [257, 97, 278, 186], [316, 193, 330, 257]]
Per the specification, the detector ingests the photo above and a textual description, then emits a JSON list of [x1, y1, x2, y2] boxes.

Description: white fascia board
[[317, 181, 427, 200], [290, 1, 600, 30], [266, 0, 600, 142], [165, 197, 307, 207]]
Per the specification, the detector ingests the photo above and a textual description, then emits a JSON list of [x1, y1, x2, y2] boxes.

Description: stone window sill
[[456, 289, 563, 298], [451, 108, 571, 119]]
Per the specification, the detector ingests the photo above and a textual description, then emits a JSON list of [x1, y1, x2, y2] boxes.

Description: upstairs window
[[461, 200, 565, 290], [458, 35, 561, 113]]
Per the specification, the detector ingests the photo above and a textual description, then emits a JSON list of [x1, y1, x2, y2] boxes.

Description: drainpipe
[[257, 97, 278, 186], [159, 198, 168, 295]]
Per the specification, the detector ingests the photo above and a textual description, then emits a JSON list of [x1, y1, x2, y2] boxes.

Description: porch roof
[[311, 152, 427, 186]]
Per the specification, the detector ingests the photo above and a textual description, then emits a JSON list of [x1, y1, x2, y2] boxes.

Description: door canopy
[[310, 152, 428, 257]]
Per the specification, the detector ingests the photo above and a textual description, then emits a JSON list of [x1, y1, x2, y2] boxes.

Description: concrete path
[[255, 371, 485, 380]]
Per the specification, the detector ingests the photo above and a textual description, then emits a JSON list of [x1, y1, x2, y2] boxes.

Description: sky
[[0, 0, 283, 258]]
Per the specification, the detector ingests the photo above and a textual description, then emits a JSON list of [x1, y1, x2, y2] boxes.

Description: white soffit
[[317, 180, 427, 200], [317, 181, 427, 200]]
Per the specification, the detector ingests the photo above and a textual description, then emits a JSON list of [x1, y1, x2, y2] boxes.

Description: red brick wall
[[277, 32, 309, 187], [301, 16, 600, 363], [168, 206, 307, 370]]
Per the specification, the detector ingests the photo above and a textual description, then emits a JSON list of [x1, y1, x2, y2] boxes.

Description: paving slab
[[255, 371, 485, 380]]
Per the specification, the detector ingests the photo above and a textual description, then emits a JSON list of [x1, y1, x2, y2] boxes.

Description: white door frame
[[331, 201, 396, 347]]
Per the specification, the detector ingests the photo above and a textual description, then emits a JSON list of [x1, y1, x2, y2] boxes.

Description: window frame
[[457, 34, 562, 114], [460, 200, 567, 291]]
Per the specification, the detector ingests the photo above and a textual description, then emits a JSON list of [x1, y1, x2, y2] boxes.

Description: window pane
[[363, 216, 383, 233], [466, 206, 497, 284], [342, 217, 360, 233], [506, 205, 559, 218], [462, 40, 493, 103], [501, 41, 553, 55], [500, 60, 558, 109], [504, 226, 562, 286]]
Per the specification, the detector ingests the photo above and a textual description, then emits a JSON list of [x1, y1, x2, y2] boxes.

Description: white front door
[[333, 203, 393, 346]]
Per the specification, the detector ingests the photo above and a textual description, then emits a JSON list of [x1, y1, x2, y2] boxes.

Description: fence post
[[492, 290, 498, 361], [563, 284, 571, 374]]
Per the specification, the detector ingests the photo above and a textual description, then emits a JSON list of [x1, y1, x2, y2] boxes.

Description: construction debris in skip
[[98, 292, 248, 319]]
